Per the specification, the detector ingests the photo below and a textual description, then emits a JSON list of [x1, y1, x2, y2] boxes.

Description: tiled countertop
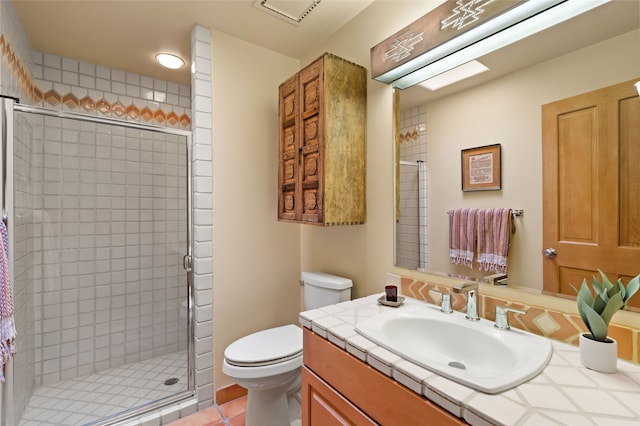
[[299, 294, 640, 426]]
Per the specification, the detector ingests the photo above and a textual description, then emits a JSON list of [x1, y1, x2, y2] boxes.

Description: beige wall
[[211, 30, 301, 391], [298, 1, 443, 298], [210, 0, 640, 394]]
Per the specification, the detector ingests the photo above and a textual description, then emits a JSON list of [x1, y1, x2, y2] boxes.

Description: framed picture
[[461, 143, 501, 191]]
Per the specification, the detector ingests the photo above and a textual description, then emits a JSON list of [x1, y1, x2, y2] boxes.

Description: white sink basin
[[355, 302, 552, 394]]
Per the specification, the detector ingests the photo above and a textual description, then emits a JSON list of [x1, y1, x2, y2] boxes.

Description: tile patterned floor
[[19, 351, 188, 426], [168, 396, 247, 426], [170, 395, 303, 426]]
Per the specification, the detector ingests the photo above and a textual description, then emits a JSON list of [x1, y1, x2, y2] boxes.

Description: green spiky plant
[[572, 271, 640, 343]]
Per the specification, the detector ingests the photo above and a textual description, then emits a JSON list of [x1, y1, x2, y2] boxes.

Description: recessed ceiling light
[[419, 60, 489, 91], [155, 53, 185, 70]]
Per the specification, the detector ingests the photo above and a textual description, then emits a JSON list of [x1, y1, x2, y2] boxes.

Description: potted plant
[[573, 270, 639, 373]]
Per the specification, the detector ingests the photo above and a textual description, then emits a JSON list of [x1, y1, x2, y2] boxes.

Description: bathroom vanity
[[302, 328, 464, 424], [300, 295, 640, 425]]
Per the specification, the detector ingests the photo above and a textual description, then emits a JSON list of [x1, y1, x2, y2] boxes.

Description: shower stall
[[396, 160, 427, 271], [1, 98, 194, 425]]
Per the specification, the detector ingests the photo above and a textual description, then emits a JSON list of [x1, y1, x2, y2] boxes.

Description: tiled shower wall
[[32, 117, 188, 385], [1, 1, 40, 422], [30, 51, 192, 389], [397, 105, 427, 270]]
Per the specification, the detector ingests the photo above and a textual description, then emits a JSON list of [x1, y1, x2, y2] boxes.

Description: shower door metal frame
[[7, 101, 196, 425]]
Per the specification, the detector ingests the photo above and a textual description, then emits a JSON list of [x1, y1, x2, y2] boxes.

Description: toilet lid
[[224, 324, 303, 367]]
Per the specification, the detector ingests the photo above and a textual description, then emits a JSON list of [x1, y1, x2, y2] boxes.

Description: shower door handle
[[183, 255, 193, 271]]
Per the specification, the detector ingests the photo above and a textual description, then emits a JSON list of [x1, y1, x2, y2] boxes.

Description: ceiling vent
[[254, 0, 322, 26]]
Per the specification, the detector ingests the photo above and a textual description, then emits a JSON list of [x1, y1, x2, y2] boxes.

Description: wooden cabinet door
[[299, 57, 324, 224], [278, 74, 299, 221], [302, 367, 376, 426], [542, 79, 640, 307], [278, 56, 324, 225]]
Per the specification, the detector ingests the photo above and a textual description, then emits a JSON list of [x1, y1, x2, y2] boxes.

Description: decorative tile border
[[39, 89, 191, 127], [0, 34, 38, 100], [0, 34, 191, 128], [399, 128, 420, 143], [400, 276, 639, 364]]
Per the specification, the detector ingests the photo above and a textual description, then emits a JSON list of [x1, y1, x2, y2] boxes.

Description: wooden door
[[542, 79, 640, 308]]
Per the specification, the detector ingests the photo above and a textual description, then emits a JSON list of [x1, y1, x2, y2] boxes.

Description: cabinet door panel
[[278, 75, 300, 221], [300, 57, 322, 117], [302, 367, 376, 426]]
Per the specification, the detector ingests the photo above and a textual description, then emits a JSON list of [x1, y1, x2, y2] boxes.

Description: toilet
[[222, 272, 353, 426]]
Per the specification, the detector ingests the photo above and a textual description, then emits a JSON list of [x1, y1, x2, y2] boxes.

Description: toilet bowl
[[223, 325, 302, 426], [222, 272, 353, 426]]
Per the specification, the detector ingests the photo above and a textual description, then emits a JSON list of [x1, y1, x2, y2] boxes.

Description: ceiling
[[12, 0, 375, 86], [11, 0, 640, 99]]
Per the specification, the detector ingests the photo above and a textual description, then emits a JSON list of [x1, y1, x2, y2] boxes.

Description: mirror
[[394, 1, 640, 295]]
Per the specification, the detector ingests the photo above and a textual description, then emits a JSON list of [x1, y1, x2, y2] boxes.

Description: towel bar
[[447, 209, 523, 217]]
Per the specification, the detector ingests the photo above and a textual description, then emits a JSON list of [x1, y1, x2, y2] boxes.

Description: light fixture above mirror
[[372, 0, 609, 89]]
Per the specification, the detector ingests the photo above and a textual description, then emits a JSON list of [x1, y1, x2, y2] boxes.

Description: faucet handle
[[440, 293, 453, 314], [430, 290, 453, 313], [495, 306, 526, 330]]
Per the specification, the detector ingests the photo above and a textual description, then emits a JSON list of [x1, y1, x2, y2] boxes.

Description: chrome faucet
[[452, 282, 479, 320], [495, 306, 526, 330]]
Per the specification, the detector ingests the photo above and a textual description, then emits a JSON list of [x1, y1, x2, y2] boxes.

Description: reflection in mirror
[[393, 1, 640, 299], [395, 107, 427, 271]]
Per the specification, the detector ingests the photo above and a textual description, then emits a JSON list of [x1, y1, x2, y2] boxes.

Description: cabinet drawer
[[302, 366, 376, 425]]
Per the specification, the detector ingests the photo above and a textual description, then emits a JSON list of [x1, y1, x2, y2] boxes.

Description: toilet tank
[[302, 272, 352, 310]]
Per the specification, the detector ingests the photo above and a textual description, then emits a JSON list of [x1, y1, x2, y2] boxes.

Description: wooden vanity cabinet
[[302, 328, 466, 425], [278, 53, 366, 226]]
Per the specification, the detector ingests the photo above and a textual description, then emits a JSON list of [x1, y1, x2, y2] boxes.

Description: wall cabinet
[[302, 328, 467, 425], [278, 53, 366, 226]]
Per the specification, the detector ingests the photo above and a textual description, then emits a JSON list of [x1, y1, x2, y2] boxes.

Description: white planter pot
[[579, 333, 618, 373]]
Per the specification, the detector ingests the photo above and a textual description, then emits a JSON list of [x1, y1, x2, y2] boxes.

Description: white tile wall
[[190, 24, 214, 411], [32, 53, 191, 128]]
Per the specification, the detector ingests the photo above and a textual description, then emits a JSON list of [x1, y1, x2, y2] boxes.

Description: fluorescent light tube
[[419, 60, 489, 91]]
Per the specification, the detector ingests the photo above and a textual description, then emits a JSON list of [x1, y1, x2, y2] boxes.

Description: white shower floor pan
[[19, 351, 187, 426]]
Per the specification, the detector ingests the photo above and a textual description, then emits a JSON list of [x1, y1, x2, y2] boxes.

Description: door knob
[[543, 248, 557, 258]]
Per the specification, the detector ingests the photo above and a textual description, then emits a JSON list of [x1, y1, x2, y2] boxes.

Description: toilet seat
[[224, 324, 302, 367]]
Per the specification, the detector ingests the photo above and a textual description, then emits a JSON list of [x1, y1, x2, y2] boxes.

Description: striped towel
[[449, 208, 477, 269], [0, 219, 16, 382], [477, 208, 512, 274]]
